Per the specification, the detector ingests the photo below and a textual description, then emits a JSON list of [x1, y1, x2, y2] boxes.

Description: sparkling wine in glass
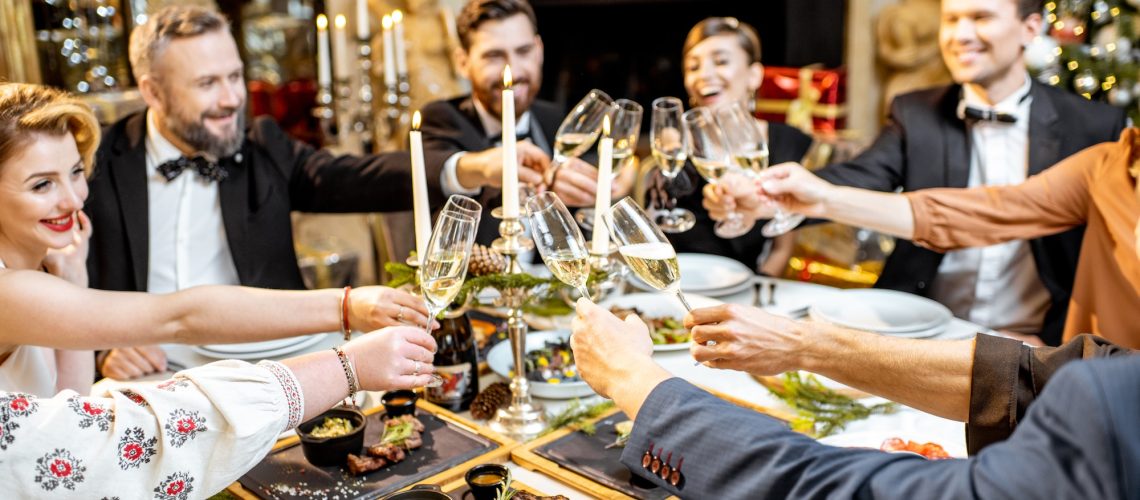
[[604, 197, 692, 311], [576, 98, 644, 230], [552, 89, 614, 169], [683, 107, 755, 238], [716, 102, 804, 237], [526, 192, 592, 300], [650, 97, 696, 233], [418, 195, 481, 387]]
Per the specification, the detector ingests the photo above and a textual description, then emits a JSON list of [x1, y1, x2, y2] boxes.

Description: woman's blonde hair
[[0, 83, 101, 176]]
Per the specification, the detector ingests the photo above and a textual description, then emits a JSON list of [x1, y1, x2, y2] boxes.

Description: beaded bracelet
[[332, 346, 360, 403], [339, 286, 352, 341]]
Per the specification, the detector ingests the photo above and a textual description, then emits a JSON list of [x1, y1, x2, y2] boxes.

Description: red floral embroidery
[[119, 389, 148, 407], [156, 378, 191, 392], [164, 409, 206, 447], [258, 360, 304, 430], [153, 471, 194, 500], [34, 449, 86, 491], [0, 392, 38, 450], [117, 427, 157, 470], [68, 397, 114, 431]]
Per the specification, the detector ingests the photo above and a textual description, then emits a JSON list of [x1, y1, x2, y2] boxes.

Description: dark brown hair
[[682, 17, 762, 64], [129, 5, 229, 80], [0, 83, 100, 176], [1018, 0, 1045, 18], [455, 0, 538, 51]]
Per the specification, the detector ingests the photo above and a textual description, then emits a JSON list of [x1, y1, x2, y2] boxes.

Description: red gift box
[[755, 66, 847, 134]]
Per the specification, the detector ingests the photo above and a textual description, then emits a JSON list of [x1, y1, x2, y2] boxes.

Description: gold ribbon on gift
[[755, 67, 847, 134]]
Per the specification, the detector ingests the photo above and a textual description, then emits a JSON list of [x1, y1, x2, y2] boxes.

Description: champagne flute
[[526, 192, 592, 300], [419, 195, 481, 386], [682, 107, 754, 238], [604, 197, 692, 311], [716, 101, 805, 237], [552, 89, 614, 169], [576, 98, 643, 229], [650, 97, 696, 233]]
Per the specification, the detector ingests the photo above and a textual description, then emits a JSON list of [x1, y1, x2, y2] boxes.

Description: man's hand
[[570, 298, 656, 399], [702, 172, 773, 221], [100, 346, 169, 380], [550, 157, 599, 207], [455, 141, 548, 190], [685, 304, 810, 375], [756, 163, 837, 217]]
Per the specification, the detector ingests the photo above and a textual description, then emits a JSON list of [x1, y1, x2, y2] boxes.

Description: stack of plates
[[192, 334, 327, 360], [630, 253, 754, 297], [808, 289, 953, 339]]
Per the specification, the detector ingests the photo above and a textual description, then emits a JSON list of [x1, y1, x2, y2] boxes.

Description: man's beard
[[164, 104, 246, 159]]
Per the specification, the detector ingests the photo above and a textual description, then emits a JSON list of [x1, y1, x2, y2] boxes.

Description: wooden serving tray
[[511, 387, 792, 500], [439, 476, 551, 500], [226, 400, 515, 500]]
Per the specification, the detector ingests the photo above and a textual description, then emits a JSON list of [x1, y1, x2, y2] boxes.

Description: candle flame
[[392, 9, 403, 23], [316, 14, 328, 30], [503, 65, 512, 89], [382, 14, 392, 29], [602, 115, 611, 136], [334, 14, 347, 29], [412, 110, 421, 130]]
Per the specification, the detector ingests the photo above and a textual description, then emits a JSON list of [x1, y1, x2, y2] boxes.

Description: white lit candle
[[592, 115, 614, 254], [501, 65, 519, 218], [392, 9, 408, 76], [381, 14, 397, 86], [333, 14, 350, 80], [356, 0, 370, 40], [409, 111, 431, 260], [316, 14, 331, 87]]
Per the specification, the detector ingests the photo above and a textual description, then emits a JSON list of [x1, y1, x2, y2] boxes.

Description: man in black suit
[[85, 6, 437, 378], [570, 299, 1138, 499], [707, 0, 1127, 345], [420, 0, 604, 244]]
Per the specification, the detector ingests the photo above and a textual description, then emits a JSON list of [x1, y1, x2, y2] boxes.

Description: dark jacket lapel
[[939, 85, 972, 188], [108, 113, 152, 289], [1027, 81, 1062, 176], [456, 97, 492, 149], [217, 145, 251, 283]]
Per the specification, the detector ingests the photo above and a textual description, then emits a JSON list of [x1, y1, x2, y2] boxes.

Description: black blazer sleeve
[[813, 97, 909, 192]]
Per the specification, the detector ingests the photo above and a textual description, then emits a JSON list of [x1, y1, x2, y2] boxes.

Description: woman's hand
[[348, 286, 437, 331], [42, 211, 92, 287], [344, 326, 439, 391]]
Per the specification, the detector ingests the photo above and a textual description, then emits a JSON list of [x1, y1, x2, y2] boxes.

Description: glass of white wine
[[552, 89, 614, 170], [418, 195, 481, 387], [683, 107, 754, 238], [650, 97, 696, 233], [526, 192, 592, 300], [575, 98, 644, 230], [604, 197, 692, 311], [716, 101, 805, 237]]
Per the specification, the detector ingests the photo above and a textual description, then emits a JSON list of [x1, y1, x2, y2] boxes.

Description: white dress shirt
[[927, 76, 1051, 333], [440, 98, 544, 196], [144, 111, 241, 293]]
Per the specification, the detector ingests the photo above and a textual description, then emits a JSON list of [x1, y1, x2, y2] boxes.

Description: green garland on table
[[541, 399, 615, 437], [765, 372, 898, 438]]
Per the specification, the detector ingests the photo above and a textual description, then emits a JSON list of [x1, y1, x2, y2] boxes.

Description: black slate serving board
[[533, 412, 669, 500], [238, 410, 498, 499]]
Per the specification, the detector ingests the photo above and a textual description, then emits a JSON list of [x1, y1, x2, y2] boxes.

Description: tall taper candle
[[392, 10, 408, 76], [356, 0, 370, 40], [591, 115, 614, 254], [409, 111, 431, 259], [381, 14, 397, 86], [501, 65, 519, 218], [316, 14, 331, 87], [333, 14, 350, 80]]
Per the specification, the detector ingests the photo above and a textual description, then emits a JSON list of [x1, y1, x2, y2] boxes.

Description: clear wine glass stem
[[577, 286, 592, 302], [676, 291, 693, 312], [421, 303, 444, 388]]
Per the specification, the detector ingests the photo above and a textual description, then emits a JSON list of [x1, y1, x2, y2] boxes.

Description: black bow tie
[[962, 106, 1018, 124], [157, 155, 234, 182]]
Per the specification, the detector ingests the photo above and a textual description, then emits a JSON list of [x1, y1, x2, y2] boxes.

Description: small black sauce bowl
[[297, 407, 367, 467], [465, 463, 510, 500], [382, 390, 418, 418]]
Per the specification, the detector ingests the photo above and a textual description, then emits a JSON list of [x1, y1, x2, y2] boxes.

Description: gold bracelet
[[331, 346, 360, 402]]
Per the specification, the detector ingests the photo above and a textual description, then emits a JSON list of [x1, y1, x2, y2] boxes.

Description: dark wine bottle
[[426, 311, 479, 412]]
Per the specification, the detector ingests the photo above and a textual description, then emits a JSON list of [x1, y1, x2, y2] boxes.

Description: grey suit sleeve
[[622, 374, 1122, 499], [814, 98, 909, 192]]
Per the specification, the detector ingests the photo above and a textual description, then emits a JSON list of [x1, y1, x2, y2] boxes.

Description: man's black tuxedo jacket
[[419, 95, 564, 245], [815, 82, 1127, 345], [86, 111, 442, 292]]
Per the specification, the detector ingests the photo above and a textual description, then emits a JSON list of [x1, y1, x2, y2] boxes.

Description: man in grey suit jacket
[[569, 300, 1138, 499]]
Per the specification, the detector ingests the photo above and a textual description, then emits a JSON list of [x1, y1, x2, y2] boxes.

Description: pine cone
[[468, 244, 506, 277], [470, 382, 511, 420]]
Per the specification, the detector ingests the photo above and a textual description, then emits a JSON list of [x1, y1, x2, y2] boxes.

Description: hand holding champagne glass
[[683, 107, 754, 238], [549, 89, 614, 180], [418, 195, 481, 387], [604, 197, 692, 311], [716, 102, 804, 236], [526, 192, 592, 300]]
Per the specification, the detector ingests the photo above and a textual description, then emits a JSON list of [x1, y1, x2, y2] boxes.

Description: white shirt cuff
[[441, 151, 482, 196]]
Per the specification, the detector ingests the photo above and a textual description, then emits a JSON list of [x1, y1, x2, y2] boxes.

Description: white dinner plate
[[809, 289, 952, 334], [199, 336, 308, 355], [192, 334, 327, 360], [486, 330, 594, 399], [600, 293, 722, 352], [629, 253, 753, 294]]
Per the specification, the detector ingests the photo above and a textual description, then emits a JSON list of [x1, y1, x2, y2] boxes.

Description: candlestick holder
[[487, 207, 545, 441], [354, 40, 376, 153], [313, 83, 337, 146], [397, 74, 412, 110]]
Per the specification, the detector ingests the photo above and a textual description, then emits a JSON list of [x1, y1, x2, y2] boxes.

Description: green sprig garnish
[[541, 399, 615, 436], [765, 372, 897, 437]]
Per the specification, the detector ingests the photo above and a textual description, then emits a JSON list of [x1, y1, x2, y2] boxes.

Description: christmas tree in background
[[1025, 0, 1140, 122]]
